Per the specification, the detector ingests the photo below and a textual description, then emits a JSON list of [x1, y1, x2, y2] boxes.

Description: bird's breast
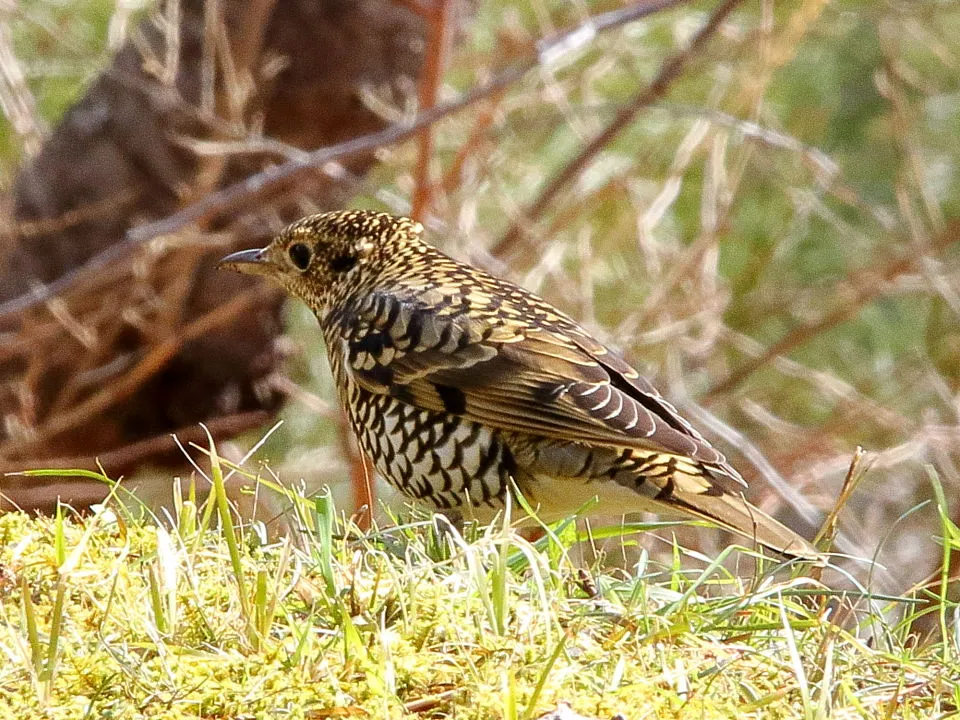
[[338, 376, 515, 518]]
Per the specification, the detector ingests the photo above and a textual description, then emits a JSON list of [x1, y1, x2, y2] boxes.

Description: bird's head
[[218, 210, 425, 311]]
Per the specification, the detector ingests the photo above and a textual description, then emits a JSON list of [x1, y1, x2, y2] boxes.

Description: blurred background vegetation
[[2, 0, 959, 596]]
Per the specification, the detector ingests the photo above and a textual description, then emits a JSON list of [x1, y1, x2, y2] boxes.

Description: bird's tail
[[661, 481, 823, 563]]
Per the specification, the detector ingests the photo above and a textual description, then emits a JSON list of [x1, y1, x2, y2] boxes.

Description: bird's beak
[[218, 247, 273, 276]]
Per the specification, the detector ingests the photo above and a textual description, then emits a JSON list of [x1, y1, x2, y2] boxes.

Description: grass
[[1, 444, 959, 719]]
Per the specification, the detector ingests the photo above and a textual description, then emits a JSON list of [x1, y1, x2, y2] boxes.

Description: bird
[[219, 210, 820, 561]]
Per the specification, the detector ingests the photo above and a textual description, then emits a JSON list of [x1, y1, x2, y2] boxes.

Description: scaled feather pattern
[[219, 210, 820, 561]]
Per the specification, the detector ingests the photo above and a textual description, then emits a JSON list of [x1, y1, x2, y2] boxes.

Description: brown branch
[[391, 0, 440, 21], [492, 0, 742, 258], [0, 63, 525, 321], [2, 283, 278, 458], [0, 409, 272, 515], [0, 0, 688, 321], [0, 410, 270, 477], [8, 192, 140, 241]]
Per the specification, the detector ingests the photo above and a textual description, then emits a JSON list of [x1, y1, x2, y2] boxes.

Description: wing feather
[[337, 289, 740, 481]]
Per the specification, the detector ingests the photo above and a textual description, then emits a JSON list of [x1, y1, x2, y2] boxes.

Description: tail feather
[[665, 486, 823, 563]]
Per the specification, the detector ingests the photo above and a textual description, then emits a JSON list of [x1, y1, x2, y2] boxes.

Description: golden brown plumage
[[219, 210, 820, 561]]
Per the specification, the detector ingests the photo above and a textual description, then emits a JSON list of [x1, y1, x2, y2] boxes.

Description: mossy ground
[[1, 468, 957, 719]]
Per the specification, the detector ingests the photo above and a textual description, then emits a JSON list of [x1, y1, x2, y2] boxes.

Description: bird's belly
[[519, 473, 662, 522], [348, 391, 513, 518]]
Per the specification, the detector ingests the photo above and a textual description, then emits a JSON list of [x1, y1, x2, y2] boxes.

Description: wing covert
[[334, 288, 739, 480]]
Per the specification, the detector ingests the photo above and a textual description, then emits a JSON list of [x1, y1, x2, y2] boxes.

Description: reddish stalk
[[411, 0, 455, 220], [337, 411, 374, 530]]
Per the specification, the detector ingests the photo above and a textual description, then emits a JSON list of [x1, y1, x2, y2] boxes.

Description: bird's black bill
[[218, 247, 271, 275]]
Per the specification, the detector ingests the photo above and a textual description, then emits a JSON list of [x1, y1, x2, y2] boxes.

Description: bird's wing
[[335, 289, 741, 481]]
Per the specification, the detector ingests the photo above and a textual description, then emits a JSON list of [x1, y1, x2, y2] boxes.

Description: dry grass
[[1, 442, 958, 718]]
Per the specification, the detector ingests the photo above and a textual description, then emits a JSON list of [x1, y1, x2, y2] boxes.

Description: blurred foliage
[[3, 0, 960, 590], [0, 0, 131, 172]]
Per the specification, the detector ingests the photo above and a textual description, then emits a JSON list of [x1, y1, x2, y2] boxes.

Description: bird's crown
[[218, 210, 433, 311], [278, 210, 424, 273]]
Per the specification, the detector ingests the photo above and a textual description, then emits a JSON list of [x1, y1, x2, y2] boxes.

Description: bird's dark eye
[[330, 254, 358, 273], [288, 243, 312, 270]]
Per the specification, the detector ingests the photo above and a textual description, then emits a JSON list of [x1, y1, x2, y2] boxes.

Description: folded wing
[[336, 288, 741, 484]]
